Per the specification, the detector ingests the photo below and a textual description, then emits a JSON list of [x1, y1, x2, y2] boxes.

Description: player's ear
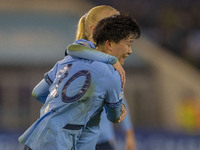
[[105, 40, 112, 52], [89, 25, 95, 34]]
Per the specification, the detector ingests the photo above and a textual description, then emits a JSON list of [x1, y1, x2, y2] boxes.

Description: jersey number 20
[[53, 64, 91, 103]]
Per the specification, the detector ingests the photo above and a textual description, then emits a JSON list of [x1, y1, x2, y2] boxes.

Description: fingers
[[121, 69, 126, 90], [119, 71, 124, 89], [117, 104, 127, 123], [113, 61, 126, 90]]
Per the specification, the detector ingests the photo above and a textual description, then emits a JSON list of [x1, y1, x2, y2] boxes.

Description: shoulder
[[91, 61, 111, 70], [97, 63, 121, 88], [105, 64, 121, 82], [91, 61, 119, 77]]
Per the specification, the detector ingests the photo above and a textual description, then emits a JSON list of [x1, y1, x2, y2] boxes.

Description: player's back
[[42, 56, 112, 126], [19, 55, 121, 150]]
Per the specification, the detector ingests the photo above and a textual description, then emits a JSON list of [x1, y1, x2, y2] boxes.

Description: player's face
[[110, 35, 134, 65]]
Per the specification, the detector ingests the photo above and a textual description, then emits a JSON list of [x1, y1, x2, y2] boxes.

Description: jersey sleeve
[[35, 62, 58, 103], [32, 79, 50, 104], [67, 44, 118, 65], [104, 69, 124, 123], [44, 62, 58, 86]]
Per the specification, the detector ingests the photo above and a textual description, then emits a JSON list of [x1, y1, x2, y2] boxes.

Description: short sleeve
[[32, 79, 50, 104], [103, 68, 124, 123], [104, 69, 123, 107], [44, 63, 58, 85]]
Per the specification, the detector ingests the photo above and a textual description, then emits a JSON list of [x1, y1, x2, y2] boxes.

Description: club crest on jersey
[[119, 91, 124, 100]]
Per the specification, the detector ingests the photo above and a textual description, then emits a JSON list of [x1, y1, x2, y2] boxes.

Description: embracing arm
[[67, 43, 118, 65], [32, 79, 50, 104], [32, 62, 58, 103], [67, 40, 126, 88], [104, 69, 127, 123]]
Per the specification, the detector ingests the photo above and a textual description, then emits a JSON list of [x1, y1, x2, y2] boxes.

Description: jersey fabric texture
[[19, 42, 124, 150]]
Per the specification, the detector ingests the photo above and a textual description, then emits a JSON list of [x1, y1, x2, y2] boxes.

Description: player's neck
[[96, 45, 111, 55]]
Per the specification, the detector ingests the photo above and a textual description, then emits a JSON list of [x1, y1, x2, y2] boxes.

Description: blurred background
[[0, 0, 200, 149]]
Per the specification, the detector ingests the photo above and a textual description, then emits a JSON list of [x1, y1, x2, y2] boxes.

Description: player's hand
[[113, 61, 126, 90], [117, 104, 127, 123]]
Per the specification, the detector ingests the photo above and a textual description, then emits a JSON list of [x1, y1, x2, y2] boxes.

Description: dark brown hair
[[93, 14, 141, 46]]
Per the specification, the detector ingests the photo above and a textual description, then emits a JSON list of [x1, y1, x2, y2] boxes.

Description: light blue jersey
[[67, 39, 133, 149], [19, 42, 124, 150]]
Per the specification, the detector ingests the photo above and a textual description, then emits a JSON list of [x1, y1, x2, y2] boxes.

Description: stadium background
[[0, 0, 200, 149]]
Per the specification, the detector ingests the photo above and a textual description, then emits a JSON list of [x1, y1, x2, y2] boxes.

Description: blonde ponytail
[[75, 15, 88, 40]]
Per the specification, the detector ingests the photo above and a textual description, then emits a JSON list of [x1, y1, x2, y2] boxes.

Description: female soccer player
[[68, 5, 137, 150], [20, 5, 140, 150]]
